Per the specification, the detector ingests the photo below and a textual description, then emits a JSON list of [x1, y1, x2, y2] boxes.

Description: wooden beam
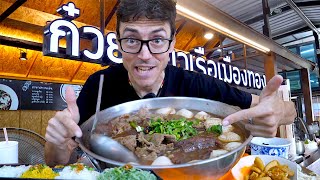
[[219, 35, 224, 57], [0, 35, 43, 51], [244, 44, 247, 69], [25, 53, 39, 77], [0, 0, 26, 23], [105, 0, 119, 28], [264, 51, 277, 82], [70, 62, 83, 81], [182, 33, 196, 51], [0, 35, 102, 64], [100, 0, 105, 35], [301, 68, 314, 124], [205, 42, 240, 53], [176, 20, 187, 35], [232, 53, 261, 62], [0, 1, 88, 28]]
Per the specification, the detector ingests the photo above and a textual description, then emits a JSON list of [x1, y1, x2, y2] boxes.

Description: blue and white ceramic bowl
[[250, 137, 291, 159]]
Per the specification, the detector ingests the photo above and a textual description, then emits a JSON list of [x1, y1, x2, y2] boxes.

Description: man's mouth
[[136, 67, 155, 72]]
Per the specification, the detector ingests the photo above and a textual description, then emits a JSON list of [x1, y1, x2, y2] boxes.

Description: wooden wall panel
[[28, 55, 81, 81], [41, 111, 56, 136], [20, 110, 42, 134], [0, 110, 57, 137], [0, 110, 20, 128], [0, 45, 36, 75], [72, 62, 106, 83]]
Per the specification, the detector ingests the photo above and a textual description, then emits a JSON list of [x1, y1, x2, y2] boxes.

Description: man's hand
[[222, 75, 296, 137], [45, 86, 82, 149]]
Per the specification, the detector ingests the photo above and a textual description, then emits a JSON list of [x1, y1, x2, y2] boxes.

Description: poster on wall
[[0, 79, 21, 110], [0, 79, 82, 111]]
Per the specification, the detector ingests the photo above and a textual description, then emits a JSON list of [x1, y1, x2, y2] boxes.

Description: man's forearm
[[45, 139, 77, 166]]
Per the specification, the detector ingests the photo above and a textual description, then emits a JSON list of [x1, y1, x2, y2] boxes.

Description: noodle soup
[[95, 107, 245, 165]]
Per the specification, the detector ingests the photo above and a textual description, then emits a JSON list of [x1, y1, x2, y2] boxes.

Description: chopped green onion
[[207, 125, 223, 135], [148, 118, 198, 141]]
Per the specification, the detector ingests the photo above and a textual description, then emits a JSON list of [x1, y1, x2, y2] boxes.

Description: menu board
[[0, 79, 82, 110]]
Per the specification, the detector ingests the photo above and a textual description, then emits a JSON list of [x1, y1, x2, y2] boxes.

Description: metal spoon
[[89, 74, 138, 163]]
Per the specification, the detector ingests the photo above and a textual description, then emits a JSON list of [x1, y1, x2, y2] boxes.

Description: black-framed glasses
[[118, 38, 173, 54]]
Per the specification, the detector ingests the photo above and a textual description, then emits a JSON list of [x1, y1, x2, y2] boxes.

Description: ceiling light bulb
[[204, 33, 214, 39]]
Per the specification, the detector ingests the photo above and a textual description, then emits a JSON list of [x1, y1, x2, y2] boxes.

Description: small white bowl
[[231, 155, 299, 180], [250, 137, 291, 159]]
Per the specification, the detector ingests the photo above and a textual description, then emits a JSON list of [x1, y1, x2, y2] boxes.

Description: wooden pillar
[[243, 44, 247, 69], [301, 68, 314, 124], [264, 51, 277, 82]]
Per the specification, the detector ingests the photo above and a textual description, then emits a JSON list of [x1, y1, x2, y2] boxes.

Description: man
[[45, 0, 296, 166]]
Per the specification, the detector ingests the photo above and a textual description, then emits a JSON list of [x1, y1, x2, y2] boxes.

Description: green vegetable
[[148, 117, 198, 141], [98, 166, 157, 180], [207, 125, 223, 135], [129, 121, 138, 128], [129, 121, 144, 132]]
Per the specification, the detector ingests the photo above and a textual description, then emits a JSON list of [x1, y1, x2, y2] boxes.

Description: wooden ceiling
[[0, 0, 221, 84]]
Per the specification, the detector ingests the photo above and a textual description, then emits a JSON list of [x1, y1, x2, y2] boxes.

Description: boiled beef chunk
[[145, 133, 176, 146], [137, 107, 151, 120], [175, 134, 216, 153], [135, 147, 158, 163], [114, 135, 137, 151], [137, 132, 153, 146]]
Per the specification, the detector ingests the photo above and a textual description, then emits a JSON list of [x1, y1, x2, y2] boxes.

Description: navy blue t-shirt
[[77, 63, 252, 125]]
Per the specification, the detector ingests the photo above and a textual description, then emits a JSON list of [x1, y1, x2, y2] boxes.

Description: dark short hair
[[116, 0, 176, 37]]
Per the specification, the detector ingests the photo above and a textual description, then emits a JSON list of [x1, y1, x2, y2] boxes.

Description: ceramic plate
[[231, 155, 299, 180], [0, 84, 18, 110]]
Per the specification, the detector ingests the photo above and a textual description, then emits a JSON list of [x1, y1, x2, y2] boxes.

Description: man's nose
[[137, 43, 153, 60]]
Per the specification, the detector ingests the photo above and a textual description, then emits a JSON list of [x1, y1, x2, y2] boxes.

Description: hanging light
[[204, 33, 214, 39], [20, 50, 27, 61]]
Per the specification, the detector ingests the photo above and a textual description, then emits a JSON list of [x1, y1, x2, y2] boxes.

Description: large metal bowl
[[77, 97, 253, 179]]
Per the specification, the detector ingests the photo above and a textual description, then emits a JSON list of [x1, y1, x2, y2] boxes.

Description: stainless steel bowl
[[76, 97, 253, 179]]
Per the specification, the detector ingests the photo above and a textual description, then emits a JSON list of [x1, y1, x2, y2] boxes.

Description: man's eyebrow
[[151, 28, 166, 34], [122, 27, 166, 34], [123, 27, 139, 34]]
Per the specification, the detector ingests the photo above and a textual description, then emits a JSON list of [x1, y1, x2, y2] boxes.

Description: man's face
[[117, 19, 176, 89]]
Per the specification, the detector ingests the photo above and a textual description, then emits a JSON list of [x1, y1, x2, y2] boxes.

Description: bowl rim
[[250, 137, 291, 147]]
